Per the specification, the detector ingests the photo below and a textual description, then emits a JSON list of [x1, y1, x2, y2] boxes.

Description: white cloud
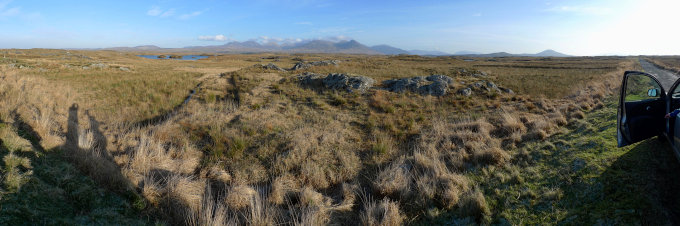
[[295, 21, 313, 25], [0, 0, 21, 18], [322, 35, 351, 42], [179, 10, 204, 20], [147, 6, 204, 20], [472, 13, 482, 17], [199, 34, 231, 41], [0, 6, 19, 16], [147, 6, 162, 16], [160, 9, 175, 18], [546, 5, 613, 15]]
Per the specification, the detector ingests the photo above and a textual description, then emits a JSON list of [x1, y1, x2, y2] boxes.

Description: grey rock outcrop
[[262, 63, 287, 71], [90, 63, 108, 69], [467, 80, 514, 95], [458, 88, 472, 96], [323, 73, 375, 93], [296, 72, 374, 93], [291, 60, 340, 70], [382, 74, 454, 96], [499, 87, 514, 94], [296, 72, 326, 87]]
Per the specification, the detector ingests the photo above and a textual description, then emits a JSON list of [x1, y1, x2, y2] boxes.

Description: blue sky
[[0, 0, 677, 55]]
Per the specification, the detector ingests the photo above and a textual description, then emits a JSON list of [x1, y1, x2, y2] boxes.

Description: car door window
[[672, 82, 680, 99], [625, 74, 661, 101]]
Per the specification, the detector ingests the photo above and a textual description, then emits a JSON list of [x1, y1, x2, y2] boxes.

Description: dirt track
[[639, 59, 679, 92]]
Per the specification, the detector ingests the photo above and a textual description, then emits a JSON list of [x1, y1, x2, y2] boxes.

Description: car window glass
[[625, 73, 661, 101], [673, 82, 680, 98]]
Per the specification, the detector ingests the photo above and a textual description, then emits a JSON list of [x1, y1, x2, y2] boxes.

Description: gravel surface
[[639, 59, 679, 92]]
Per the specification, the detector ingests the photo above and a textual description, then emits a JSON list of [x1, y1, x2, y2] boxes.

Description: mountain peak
[[534, 49, 570, 57]]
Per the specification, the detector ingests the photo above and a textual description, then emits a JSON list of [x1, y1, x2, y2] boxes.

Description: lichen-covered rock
[[296, 72, 326, 87], [499, 87, 514, 94], [290, 60, 340, 70], [323, 73, 375, 93], [426, 74, 454, 85], [262, 63, 287, 71], [458, 88, 472, 96], [382, 77, 426, 93], [296, 72, 374, 93], [382, 74, 454, 96]]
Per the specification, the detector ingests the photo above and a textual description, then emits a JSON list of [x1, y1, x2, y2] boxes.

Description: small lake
[[137, 55, 209, 60]]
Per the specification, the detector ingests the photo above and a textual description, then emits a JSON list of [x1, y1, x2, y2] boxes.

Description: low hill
[[370, 45, 410, 55]]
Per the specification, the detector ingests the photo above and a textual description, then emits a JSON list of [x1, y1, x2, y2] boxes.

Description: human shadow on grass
[[0, 104, 149, 224]]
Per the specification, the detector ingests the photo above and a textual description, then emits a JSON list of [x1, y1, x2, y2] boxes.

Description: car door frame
[[617, 71, 667, 147], [663, 76, 680, 160]]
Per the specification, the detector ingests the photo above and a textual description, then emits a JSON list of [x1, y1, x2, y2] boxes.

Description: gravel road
[[639, 59, 679, 92]]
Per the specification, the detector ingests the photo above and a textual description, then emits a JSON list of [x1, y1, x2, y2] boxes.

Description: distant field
[[3, 49, 668, 225]]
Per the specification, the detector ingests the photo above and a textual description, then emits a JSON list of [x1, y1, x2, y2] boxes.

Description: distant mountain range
[[102, 40, 571, 57], [455, 49, 572, 57]]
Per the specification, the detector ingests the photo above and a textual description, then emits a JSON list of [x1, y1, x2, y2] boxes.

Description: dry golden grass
[[0, 49, 637, 224]]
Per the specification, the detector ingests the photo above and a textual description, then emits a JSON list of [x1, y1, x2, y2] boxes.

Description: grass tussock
[[360, 197, 404, 226], [0, 50, 638, 224]]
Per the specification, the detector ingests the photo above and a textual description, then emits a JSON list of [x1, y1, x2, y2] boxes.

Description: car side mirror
[[648, 88, 659, 97]]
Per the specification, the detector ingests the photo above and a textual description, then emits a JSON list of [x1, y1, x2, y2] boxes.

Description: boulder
[[499, 87, 514, 94], [458, 88, 472, 96], [323, 73, 375, 93], [472, 71, 488, 77], [90, 63, 108, 69], [296, 72, 326, 87], [290, 60, 340, 70], [382, 74, 454, 96], [296, 72, 374, 93], [262, 63, 287, 71], [291, 62, 310, 70], [382, 77, 425, 93], [426, 74, 454, 85]]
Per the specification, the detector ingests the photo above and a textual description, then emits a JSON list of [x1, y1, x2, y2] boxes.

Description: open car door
[[618, 71, 666, 147]]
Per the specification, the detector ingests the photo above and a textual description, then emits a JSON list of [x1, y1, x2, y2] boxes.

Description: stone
[[262, 63, 286, 71], [472, 71, 488, 77], [119, 67, 131, 72], [458, 88, 472, 96], [322, 73, 374, 93], [290, 60, 340, 70], [90, 63, 108, 69], [382, 77, 424, 93], [296, 72, 326, 87], [382, 74, 454, 96], [499, 87, 514, 94], [472, 82, 484, 89], [426, 74, 454, 85], [419, 81, 448, 96], [296, 72, 374, 93]]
